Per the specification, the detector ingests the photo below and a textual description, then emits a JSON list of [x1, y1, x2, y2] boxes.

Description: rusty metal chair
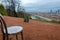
[[0, 14, 24, 40]]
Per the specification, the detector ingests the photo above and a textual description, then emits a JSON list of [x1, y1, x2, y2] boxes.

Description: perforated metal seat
[[4, 26, 23, 35]]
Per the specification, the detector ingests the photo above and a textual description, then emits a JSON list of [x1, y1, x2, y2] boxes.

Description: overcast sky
[[0, 0, 60, 12], [21, 0, 60, 12]]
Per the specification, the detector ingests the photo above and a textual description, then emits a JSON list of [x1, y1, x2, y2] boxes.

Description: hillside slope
[[0, 16, 60, 40]]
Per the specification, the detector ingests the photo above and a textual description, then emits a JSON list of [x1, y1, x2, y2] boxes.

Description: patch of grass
[[31, 19, 60, 24], [50, 20, 60, 24]]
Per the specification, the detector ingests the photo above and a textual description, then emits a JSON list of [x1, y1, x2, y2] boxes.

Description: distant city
[[30, 9, 60, 21]]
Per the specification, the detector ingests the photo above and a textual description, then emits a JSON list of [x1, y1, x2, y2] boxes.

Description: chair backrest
[[0, 14, 8, 34]]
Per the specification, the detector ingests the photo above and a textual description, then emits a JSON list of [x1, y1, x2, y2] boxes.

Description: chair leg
[[6, 35, 9, 40], [10, 36, 12, 40], [21, 31, 24, 40], [3, 35, 5, 40], [10, 38, 12, 40], [16, 34, 18, 40]]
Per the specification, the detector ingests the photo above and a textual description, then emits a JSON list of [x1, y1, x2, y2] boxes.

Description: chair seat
[[4, 26, 23, 34]]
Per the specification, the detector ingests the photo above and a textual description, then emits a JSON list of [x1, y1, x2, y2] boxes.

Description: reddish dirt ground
[[0, 16, 60, 40]]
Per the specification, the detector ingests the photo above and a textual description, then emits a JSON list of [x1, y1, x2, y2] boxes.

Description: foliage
[[31, 18, 60, 24], [4, 0, 31, 18], [17, 11, 31, 19], [0, 4, 7, 16], [50, 20, 60, 24]]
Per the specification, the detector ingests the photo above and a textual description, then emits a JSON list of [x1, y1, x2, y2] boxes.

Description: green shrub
[[0, 4, 7, 16], [51, 20, 60, 24]]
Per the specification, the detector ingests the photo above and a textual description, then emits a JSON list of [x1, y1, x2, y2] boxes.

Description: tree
[[0, 4, 7, 15], [6, 0, 18, 17], [2, 0, 31, 18], [2, 0, 18, 17]]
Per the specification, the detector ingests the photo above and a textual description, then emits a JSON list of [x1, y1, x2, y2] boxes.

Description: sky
[[0, 0, 2, 3], [0, 0, 60, 12], [21, 0, 60, 12]]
